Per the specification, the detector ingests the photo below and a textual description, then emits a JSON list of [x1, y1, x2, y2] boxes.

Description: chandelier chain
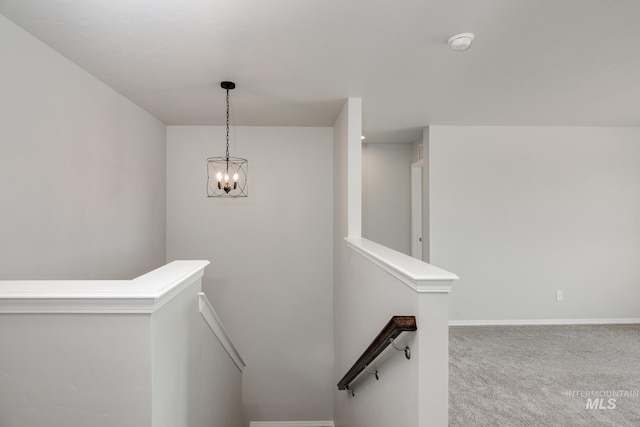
[[225, 88, 230, 161]]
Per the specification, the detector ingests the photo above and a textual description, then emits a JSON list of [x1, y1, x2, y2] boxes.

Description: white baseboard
[[250, 422, 335, 427], [449, 318, 640, 326]]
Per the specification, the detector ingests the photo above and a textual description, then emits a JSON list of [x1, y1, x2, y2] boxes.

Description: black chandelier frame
[[207, 81, 248, 198]]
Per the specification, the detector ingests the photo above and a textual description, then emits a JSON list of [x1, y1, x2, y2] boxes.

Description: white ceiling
[[2, 0, 640, 143]]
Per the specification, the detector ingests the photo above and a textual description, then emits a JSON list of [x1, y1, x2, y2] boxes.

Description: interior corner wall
[[362, 143, 412, 255], [0, 16, 166, 280], [151, 278, 242, 427], [334, 99, 424, 427], [333, 101, 351, 258], [332, 98, 353, 427], [346, 100, 362, 239], [420, 128, 430, 263], [166, 126, 334, 424], [429, 126, 640, 321]]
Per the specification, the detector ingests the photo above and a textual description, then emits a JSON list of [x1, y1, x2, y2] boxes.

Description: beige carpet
[[449, 324, 640, 426]]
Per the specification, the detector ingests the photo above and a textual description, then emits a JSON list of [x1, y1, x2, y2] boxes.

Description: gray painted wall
[[362, 143, 413, 255], [333, 101, 414, 427], [0, 16, 166, 280], [0, 313, 152, 427], [0, 274, 242, 427], [152, 279, 243, 427], [419, 129, 430, 262], [166, 126, 334, 423], [429, 126, 640, 321], [333, 101, 452, 427], [333, 250, 421, 427]]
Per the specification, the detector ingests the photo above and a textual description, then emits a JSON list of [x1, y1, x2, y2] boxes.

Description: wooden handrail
[[337, 316, 417, 391]]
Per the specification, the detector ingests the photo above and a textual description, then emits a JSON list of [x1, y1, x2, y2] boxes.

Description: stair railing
[[337, 315, 417, 396]]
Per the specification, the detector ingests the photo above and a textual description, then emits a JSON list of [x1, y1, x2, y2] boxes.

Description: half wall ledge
[[345, 237, 458, 292], [0, 260, 210, 314]]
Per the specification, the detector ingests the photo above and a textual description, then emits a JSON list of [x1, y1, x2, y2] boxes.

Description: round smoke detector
[[448, 33, 475, 51]]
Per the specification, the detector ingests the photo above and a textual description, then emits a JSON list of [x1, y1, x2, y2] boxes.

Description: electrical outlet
[[556, 290, 564, 302]]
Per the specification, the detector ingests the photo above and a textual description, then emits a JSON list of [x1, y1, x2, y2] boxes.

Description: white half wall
[[362, 143, 412, 255], [0, 16, 166, 280], [429, 126, 640, 321], [166, 126, 334, 424], [152, 279, 243, 427], [0, 313, 152, 427], [0, 261, 242, 427], [334, 101, 455, 427]]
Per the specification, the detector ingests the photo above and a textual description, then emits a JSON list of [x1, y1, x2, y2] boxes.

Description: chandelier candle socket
[[207, 81, 248, 197]]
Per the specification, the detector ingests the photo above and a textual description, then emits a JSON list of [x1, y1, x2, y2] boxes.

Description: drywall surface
[[0, 262, 238, 427], [334, 101, 451, 427], [334, 249, 420, 427], [0, 313, 152, 427], [420, 128, 430, 262], [166, 126, 334, 423], [0, 16, 166, 280], [429, 126, 640, 321], [362, 143, 412, 255], [151, 279, 242, 427]]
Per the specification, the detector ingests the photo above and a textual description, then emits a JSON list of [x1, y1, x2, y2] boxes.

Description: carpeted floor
[[449, 324, 640, 426]]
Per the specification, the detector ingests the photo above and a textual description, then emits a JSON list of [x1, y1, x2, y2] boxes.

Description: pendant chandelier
[[207, 81, 248, 197]]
